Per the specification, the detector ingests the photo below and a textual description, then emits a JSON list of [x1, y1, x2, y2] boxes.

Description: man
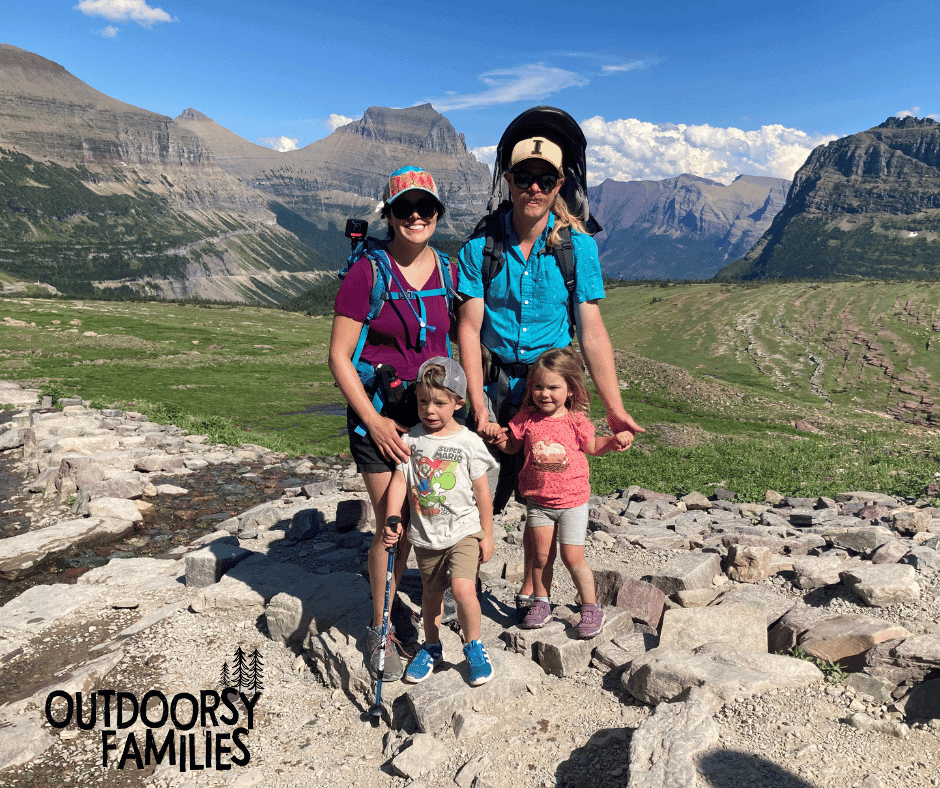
[[456, 125, 644, 619]]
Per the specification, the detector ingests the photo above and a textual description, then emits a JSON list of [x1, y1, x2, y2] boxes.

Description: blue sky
[[4, 0, 938, 184]]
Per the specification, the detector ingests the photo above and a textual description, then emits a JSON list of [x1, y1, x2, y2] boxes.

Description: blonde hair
[[521, 346, 591, 415], [547, 196, 587, 248]]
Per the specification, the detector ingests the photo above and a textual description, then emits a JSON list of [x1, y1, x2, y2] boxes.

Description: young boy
[[383, 357, 498, 686]]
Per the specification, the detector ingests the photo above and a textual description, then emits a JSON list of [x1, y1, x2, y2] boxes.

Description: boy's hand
[[480, 421, 508, 446], [479, 533, 494, 564], [383, 516, 403, 549], [614, 430, 635, 451]]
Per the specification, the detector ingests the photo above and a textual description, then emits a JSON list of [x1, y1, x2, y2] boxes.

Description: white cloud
[[100, 25, 120, 37], [896, 106, 940, 121], [327, 114, 356, 131], [470, 145, 497, 167], [259, 136, 299, 152], [428, 64, 588, 112], [75, 0, 175, 27], [580, 117, 837, 185], [601, 60, 645, 75]]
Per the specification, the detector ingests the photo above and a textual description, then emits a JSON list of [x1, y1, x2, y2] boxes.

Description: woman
[[328, 165, 453, 682]]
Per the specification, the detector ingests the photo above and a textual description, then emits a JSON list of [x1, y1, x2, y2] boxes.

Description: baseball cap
[[417, 357, 466, 399], [508, 137, 564, 176], [383, 165, 441, 204]]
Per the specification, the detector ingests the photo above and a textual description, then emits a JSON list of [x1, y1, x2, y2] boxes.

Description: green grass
[[3, 286, 939, 502]]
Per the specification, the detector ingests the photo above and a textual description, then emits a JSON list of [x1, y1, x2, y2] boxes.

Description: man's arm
[[457, 296, 491, 434], [576, 299, 644, 436]]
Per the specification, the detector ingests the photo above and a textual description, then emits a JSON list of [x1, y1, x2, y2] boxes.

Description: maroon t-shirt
[[333, 252, 454, 380]]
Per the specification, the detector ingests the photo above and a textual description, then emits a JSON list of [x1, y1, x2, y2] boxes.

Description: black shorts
[[347, 386, 419, 474]]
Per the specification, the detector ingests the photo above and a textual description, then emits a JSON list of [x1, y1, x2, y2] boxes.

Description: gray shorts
[[525, 502, 590, 546]]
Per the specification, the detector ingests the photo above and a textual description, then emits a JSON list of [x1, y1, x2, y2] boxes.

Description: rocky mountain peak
[[717, 117, 940, 281], [336, 103, 470, 157]]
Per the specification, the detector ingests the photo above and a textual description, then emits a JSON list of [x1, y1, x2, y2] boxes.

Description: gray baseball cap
[[416, 356, 466, 399]]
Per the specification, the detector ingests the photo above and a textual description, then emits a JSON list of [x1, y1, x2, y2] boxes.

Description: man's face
[[505, 159, 564, 226]]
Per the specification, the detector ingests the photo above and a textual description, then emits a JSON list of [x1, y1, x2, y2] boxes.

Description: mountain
[[176, 103, 491, 239], [588, 174, 789, 280], [0, 43, 330, 303], [717, 117, 940, 281]]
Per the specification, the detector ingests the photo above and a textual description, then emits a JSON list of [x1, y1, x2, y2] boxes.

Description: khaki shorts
[[413, 531, 484, 595]]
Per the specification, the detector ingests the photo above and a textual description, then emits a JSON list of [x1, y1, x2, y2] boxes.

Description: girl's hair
[[547, 195, 586, 247], [380, 198, 446, 241], [521, 346, 591, 415]]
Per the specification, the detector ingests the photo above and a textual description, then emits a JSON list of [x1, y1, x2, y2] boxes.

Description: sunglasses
[[390, 195, 439, 220], [510, 170, 560, 192]]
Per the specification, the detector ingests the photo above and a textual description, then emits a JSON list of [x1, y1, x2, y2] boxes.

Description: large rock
[[403, 647, 544, 732], [533, 607, 633, 677], [840, 563, 920, 607], [649, 553, 722, 596], [799, 614, 911, 670], [658, 603, 767, 653], [625, 643, 823, 704], [626, 691, 720, 788], [266, 572, 372, 646], [725, 544, 772, 583], [864, 634, 940, 686], [190, 553, 327, 614], [0, 517, 136, 580]]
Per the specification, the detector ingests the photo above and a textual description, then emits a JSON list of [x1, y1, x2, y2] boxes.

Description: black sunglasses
[[510, 170, 560, 192], [390, 195, 439, 220]]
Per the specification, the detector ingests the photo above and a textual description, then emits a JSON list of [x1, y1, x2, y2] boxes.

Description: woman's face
[[388, 192, 439, 246]]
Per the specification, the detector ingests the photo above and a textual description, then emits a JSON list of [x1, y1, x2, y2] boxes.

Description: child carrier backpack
[[471, 106, 603, 333], [338, 220, 455, 435]]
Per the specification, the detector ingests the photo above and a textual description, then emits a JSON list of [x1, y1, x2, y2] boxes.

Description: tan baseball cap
[[508, 136, 564, 175]]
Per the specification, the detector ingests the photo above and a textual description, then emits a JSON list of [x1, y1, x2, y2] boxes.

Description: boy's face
[[416, 383, 463, 433]]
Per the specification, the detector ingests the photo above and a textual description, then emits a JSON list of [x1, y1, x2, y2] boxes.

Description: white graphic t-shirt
[[397, 425, 498, 550]]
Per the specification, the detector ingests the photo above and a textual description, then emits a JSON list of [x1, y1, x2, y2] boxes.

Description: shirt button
[[522, 328, 527, 332], [523, 271, 529, 276], [524, 300, 529, 305]]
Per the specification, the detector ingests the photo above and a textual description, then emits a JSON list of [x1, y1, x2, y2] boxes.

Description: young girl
[[486, 346, 634, 638]]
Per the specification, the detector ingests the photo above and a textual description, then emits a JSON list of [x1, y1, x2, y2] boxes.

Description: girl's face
[[531, 368, 569, 417]]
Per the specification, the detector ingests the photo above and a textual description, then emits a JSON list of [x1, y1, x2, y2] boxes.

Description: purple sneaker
[[577, 604, 604, 639], [521, 600, 552, 629]]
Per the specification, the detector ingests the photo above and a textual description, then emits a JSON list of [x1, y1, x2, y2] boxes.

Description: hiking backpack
[[472, 106, 603, 334], [337, 232, 455, 435]]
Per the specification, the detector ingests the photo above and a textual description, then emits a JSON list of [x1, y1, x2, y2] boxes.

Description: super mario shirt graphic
[[411, 447, 461, 516]]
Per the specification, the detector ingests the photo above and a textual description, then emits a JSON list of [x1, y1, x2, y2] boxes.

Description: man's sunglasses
[[390, 196, 439, 220], [510, 170, 560, 192]]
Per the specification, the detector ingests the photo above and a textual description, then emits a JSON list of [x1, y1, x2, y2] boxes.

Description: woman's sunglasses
[[510, 170, 559, 192], [390, 195, 439, 220]]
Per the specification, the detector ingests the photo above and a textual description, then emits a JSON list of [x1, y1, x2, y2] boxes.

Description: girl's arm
[[583, 430, 634, 456], [472, 472, 494, 564]]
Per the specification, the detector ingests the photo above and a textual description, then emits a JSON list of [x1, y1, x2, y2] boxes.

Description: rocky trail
[[0, 380, 939, 788]]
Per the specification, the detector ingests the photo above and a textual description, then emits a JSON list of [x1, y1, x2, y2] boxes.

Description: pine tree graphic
[[231, 646, 248, 689], [247, 648, 264, 693], [218, 661, 231, 689]]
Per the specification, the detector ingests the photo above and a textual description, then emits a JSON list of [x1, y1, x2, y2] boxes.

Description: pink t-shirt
[[509, 409, 595, 508], [333, 252, 454, 381]]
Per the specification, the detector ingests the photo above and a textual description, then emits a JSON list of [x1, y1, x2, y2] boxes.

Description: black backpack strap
[[551, 225, 577, 334]]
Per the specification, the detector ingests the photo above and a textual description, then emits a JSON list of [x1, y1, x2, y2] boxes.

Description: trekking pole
[[369, 516, 400, 723]]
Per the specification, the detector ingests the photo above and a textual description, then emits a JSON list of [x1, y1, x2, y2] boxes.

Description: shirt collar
[[505, 209, 555, 257]]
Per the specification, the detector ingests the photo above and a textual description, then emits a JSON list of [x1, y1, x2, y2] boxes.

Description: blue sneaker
[[405, 642, 443, 683], [463, 640, 493, 686]]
